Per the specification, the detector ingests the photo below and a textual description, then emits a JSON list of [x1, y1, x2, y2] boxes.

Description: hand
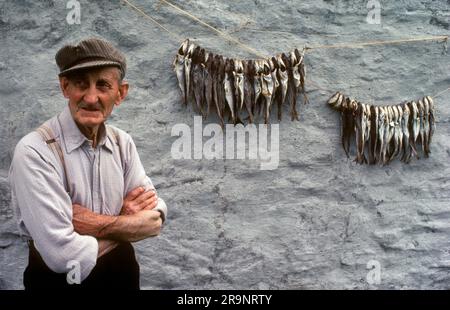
[[120, 187, 158, 215], [128, 209, 162, 241]]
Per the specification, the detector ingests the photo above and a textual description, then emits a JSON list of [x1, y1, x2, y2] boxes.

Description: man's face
[[59, 67, 128, 129]]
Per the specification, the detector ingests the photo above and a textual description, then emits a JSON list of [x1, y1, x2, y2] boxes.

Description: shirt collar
[[59, 105, 114, 154]]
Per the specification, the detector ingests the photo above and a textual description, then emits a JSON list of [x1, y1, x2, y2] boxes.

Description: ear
[[115, 81, 129, 106], [59, 76, 70, 98]]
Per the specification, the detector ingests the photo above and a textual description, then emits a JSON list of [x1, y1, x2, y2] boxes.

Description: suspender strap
[[35, 124, 71, 194], [107, 125, 124, 170]]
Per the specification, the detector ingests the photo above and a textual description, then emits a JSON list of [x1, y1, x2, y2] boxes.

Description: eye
[[74, 79, 87, 88], [97, 81, 112, 89]]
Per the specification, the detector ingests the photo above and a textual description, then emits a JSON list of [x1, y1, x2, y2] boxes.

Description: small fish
[[369, 105, 378, 164], [389, 105, 400, 162], [253, 59, 263, 121], [364, 103, 371, 148], [214, 56, 226, 127], [184, 43, 196, 105], [261, 59, 274, 124], [354, 102, 367, 164], [276, 54, 289, 120], [341, 98, 355, 158], [191, 47, 205, 116], [382, 106, 392, 165], [294, 48, 308, 104], [422, 97, 430, 157], [243, 60, 255, 123], [377, 106, 386, 165], [290, 51, 301, 120], [425, 96, 436, 150], [400, 103, 411, 162], [290, 51, 301, 90], [173, 39, 189, 105], [417, 99, 425, 156], [269, 58, 279, 106], [408, 101, 420, 159], [396, 105, 403, 159], [233, 59, 245, 111], [281, 53, 298, 121], [223, 59, 235, 123], [204, 53, 214, 118]]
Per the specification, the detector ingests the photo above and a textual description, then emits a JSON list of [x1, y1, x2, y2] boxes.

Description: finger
[[125, 187, 145, 201], [134, 190, 156, 204], [135, 196, 157, 212], [141, 197, 158, 210], [141, 195, 158, 205]]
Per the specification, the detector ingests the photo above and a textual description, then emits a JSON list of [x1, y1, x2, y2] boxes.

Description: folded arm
[[72, 187, 163, 242]]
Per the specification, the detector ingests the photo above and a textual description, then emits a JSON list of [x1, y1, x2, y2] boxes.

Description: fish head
[[270, 56, 278, 69], [281, 53, 291, 67], [397, 105, 403, 118], [186, 42, 196, 57], [289, 51, 297, 65], [341, 97, 349, 110], [336, 93, 344, 109], [422, 97, 430, 114], [327, 92, 340, 106], [178, 39, 189, 55], [276, 54, 286, 71], [425, 96, 434, 110], [402, 103, 410, 117], [294, 48, 304, 64], [349, 100, 358, 114]]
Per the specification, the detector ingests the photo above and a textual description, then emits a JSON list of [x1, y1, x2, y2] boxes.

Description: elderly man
[[8, 38, 167, 289]]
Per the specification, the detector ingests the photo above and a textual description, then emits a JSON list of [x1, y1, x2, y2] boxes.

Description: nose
[[83, 84, 99, 105]]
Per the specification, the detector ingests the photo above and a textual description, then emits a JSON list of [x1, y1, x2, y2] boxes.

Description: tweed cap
[[55, 38, 126, 79]]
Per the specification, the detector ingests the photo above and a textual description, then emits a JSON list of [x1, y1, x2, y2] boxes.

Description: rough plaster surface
[[0, 0, 449, 289]]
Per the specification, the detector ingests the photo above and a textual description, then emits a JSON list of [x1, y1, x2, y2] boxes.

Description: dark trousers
[[24, 241, 140, 290]]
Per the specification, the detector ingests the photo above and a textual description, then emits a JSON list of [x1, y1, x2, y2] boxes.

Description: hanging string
[[432, 86, 450, 99], [121, 0, 183, 42], [305, 35, 448, 51]]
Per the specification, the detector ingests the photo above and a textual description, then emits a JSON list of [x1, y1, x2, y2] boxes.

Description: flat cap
[[55, 37, 126, 79]]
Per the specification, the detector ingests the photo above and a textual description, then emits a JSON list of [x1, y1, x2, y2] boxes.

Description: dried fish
[[294, 48, 308, 104], [426, 96, 436, 151], [289, 51, 300, 121], [243, 60, 255, 123], [253, 59, 263, 121], [417, 99, 426, 156], [191, 47, 205, 116], [341, 98, 356, 158], [354, 102, 367, 164], [422, 97, 430, 157], [377, 106, 386, 164], [275, 54, 289, 120], [173, 39, 190, 105], [214, 55, 226, 127], [233, 59, 245, 111], [400, 103, 411, 162], [327, 92, 342, 110], [204, 53, 214, 118], [369, 105, 378, 164], [184, 43, 196, 105], [261, 59, 274, 124]]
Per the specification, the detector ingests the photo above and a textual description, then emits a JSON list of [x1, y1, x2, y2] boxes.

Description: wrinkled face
[[59, 66, 128, 129]]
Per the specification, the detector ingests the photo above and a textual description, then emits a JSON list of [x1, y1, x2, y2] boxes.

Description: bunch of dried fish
[[327, 92, 436, 165], [173, 39, 308, 126]]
